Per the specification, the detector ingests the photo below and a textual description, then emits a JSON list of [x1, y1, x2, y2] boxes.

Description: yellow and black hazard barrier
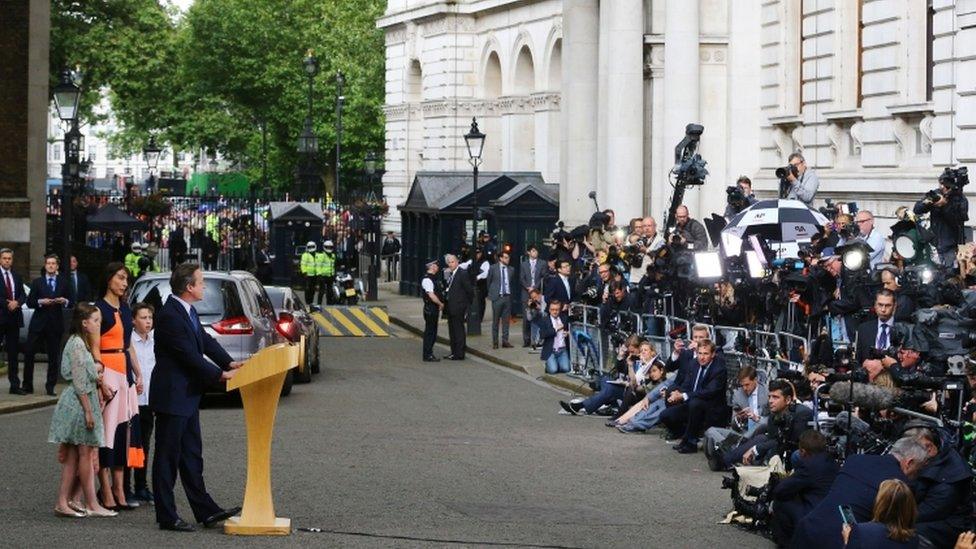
[[312, 306, 390, 337]]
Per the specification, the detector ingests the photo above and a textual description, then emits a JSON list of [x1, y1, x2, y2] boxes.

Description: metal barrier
[[752, 330, 781, 379], [641, 314, 671, 359], [568, 304, 603, 380], [714, 325, 753, 405], [777, 332, 809, 374]]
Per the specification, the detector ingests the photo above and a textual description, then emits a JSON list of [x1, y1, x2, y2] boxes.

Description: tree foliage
[[50, 0, 386, 195]]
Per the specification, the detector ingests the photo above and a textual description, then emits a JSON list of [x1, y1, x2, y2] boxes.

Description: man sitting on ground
[[660, 338, 728, 454], [769, 430, 840, 547], [723, 379, 812, 468]]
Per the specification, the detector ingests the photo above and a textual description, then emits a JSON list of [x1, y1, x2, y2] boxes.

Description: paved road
[[0, 329, 769, 548]]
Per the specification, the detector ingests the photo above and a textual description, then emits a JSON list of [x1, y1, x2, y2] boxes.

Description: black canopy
[[86, 203, 146, 232]]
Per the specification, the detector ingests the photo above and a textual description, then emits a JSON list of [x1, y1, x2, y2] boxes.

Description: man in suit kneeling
[[151, 263, 243, 532]]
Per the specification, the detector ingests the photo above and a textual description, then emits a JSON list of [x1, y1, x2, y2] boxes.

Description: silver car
[[128, 270, 293, 395], [264, 286, 320, 384]]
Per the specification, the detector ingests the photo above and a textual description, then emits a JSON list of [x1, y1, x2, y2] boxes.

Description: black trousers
[[152, 410, 222, 525], [23, 328, 63, 392], [320, 275, 336, 305], [771, 499, 807, 547], [422, 312, 439, 358], [134, 405, 155, 491], [660, 398, 717, 442], [1, 323, 20, 389], [446, 309, 467, 358], [304, 275, 318, 305]]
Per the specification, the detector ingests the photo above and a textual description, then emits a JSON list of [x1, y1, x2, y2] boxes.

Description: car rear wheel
[[296, 346, 313, 384], [280, 369, 294, 396], [310, 338, 321, 374]]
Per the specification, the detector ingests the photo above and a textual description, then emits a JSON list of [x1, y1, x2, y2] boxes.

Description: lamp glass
[[464, 119, 486, 161], [52, 70, 81, 122], [693, 251, 724, 279], [143, 138, 162, 171], [842, 249, 867, 271], [894, 235, 917, 260]]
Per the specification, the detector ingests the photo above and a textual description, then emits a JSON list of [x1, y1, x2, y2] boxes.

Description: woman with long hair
[[843, 478, 919, 548], [48, 303, 117, 518], [95, 262, 145, 510]]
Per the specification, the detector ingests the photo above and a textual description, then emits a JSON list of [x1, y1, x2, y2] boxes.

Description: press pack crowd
[[421, 156, 976, 548]]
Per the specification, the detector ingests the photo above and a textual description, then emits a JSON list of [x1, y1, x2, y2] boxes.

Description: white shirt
[[550, 315, 566, 351], [477, 260, 490, 281], [171, 294, 194, 317], [863, 228, 886, 268], [133, 330, 155, 406], [499, 263, 510, 295], [876, 317, 894, 349], [559, 274, 571, 299], [421, 277, 435, 293]]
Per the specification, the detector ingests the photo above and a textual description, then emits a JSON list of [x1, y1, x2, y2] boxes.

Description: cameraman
[[559, 335, 643, 416], [769, 430, 840, 547], [914, 170, 969, 269], [724, 176, 758, 220], [672, 205, 708, 251], [784, 152, 819, 206], [854, 210, 886, 269], [627, 216, 665, 283], [879, 267, 917, 322], [599, 281, 638, 332], [724, 379, 813, 468]]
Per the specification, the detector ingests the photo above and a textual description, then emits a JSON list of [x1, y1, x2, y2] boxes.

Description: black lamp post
[[463, 117, 486, 335], [298, 50, 320, 201], [53, 68, 82, 268], [143, 136, 162, 194], [364, 150, 381, 301], [364, 150, 377, 197], [335, 70, 345, 202]]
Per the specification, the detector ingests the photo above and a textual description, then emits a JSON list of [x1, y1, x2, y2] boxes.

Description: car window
[[248, 280, 275, 320], [293, 294, 307, 313], [131, 277, 243, 321]]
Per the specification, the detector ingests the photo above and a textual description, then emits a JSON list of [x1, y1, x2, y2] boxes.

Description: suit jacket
[[731, 384, 770, 421], [486, 262, 516, 302], [444, 267, 474, 316], [518, 258, 545, 298], [679, 358, 728, 404], [535, 312, 569, 360], [846, 522, 918, 549], [69, 270, 92, 304], [772, 452, 840, 511], [27, 274, 71, 333], [855, 318, 895, 363], [542, 274, 574, 307], [150, 296, 234, 416], [791, 454, 908, 549], [0, 269, 26, 328]]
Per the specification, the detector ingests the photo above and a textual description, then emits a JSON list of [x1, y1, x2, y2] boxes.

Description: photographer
[[703, 366, 769, 471], [723, 379, 813, 468], [627, 216, 666, 283], [536, 300, 571, 374], [559, 335, 643, 416], [880, 267, 917, 322], [523, 288, 543, 349], [769, 430, 840, 547], [854, 210, 886, 269], [671, 205, 708, 251], [914, 168, 969, 269], [579, 261, 613, 307], [783, 152, 819, 206], [724, 176, 758, 220], [599, 281, 638, 332]]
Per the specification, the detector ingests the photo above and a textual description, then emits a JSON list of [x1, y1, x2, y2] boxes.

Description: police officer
[[125, 242, 143, 278], [421, 259, 445, 362], [317, 240, 337, 305], [300, 241, 317, 304]]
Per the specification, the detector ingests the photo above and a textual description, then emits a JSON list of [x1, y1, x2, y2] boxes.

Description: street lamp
[[53, 68, 82, 269], [143, 136, 162, 193], [335, 70, 345, 202], [298, 50, 321, 201], [464, 117, 486, 335], [364, 150, 377, 197]]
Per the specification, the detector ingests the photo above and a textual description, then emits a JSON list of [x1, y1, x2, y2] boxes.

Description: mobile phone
[[732, 405, 743, 412], [838, 505, 856, 525]]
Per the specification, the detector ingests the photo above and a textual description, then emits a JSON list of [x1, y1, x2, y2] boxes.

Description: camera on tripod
[[939, 166, 969, 189], [726, 185, 750, 215]]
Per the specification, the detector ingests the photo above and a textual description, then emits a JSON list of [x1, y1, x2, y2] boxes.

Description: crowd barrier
[[568, 304, 604, 380]]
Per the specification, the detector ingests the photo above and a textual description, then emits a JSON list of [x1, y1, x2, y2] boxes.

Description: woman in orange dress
[[95, 262, 145, 510]]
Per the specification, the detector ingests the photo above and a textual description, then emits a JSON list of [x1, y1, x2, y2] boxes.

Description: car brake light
[[276, 312, 298, 341], [211, 316, 254, 335]]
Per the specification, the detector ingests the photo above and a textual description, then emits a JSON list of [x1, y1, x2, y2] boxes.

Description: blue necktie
[[693, 366, 706, 392], [189, 306, 201, 335], [49, 278, 55, 293], [877, 323, 889, 349]]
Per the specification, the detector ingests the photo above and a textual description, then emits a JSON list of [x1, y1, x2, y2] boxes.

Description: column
[[560, 0, 599, 226], [601, 0, 644, 222], [661, 0, 701, 218]]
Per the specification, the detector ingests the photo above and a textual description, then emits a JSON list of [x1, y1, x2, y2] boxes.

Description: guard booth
[[397, 171, 558, 296], [267, 202, 323, 286]]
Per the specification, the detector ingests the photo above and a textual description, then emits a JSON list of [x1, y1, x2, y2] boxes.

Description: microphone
[[828, 382, 895, 411]]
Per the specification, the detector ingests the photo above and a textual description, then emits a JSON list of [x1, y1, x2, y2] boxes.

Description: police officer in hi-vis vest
[[317, 240, 337, 305], [420, 258, 445, 361], [300, 241, 318, 304]]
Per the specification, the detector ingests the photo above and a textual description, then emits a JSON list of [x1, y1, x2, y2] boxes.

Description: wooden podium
[[224, 343, 299, 536]]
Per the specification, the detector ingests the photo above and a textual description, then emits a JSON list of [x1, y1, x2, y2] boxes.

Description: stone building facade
[[380, 0, 975, 236]]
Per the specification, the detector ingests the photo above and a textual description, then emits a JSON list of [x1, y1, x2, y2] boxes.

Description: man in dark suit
[[519, 245, 545, 347], [23, 254, 71, 395], [543, 260, 575, 311], [770, 430, 840, 547], [443, 254, 473, 361], [486, 250, 515, 349], [150, 263, 243, 532], [661, 338, 728, 454], [856, 289, 896, 367], [790, 436, 930, 549], [68, 255, 92, 304], [535, 300, 570, 374], [0, 248, 28, 395]]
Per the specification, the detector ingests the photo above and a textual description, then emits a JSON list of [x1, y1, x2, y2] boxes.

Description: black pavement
[[0, 328, 769, 547]]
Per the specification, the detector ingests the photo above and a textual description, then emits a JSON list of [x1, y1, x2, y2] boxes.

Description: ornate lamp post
[[463, 118, 486, 335], [335, 70, 345, 202], [142, 136, 162, 194], [53, 68, 82, 267], [298, 50, 321, 201]]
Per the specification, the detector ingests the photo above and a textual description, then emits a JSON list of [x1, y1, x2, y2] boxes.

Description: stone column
[[560, 0, 599, 226], [601, 0, 644, 222], [662, 0, 701, 217], [0, 0, 49, 273]]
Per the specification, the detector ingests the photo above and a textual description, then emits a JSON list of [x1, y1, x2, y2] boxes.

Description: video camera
[[726, 185, 750, 215], [939, 166, 970, 190], [775, 164, 799, 198], [673, 124, 708, 186], [721, 470, 782, 530]]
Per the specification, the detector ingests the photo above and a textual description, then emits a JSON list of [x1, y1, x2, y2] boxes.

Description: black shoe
[[201, 506, 241, 528], [422, 356, 440, 362], [676, 442, 698, 454], [133, 488, 154, 503], [160, 518, 195, 532], [559, 401, 584, 415], [21, 386, 34, 394], [446, 355, 464, 361], [9, 387, 26, 395], [46, 388, 56, 397]]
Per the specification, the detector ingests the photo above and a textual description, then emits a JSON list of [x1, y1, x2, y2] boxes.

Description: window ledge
[[768, 114, 804, 128], [822, 108, 863, 123], [886, 102, 934, 118]]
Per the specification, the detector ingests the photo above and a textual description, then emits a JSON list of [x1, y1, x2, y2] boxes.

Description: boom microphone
[[828, 382, 896, 411]]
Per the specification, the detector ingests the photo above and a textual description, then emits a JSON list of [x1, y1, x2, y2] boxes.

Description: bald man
[[673, 206, 708, 251]]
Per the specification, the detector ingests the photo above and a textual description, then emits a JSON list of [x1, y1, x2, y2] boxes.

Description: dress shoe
[[8, 387, 26, 395], [132, 488, 154, 503], [46, 388, 56, 396], [446, 355, 464, 361], [501, 342, 514, 348], [559, 400, 584, 415], [522, 342, 530, 348], [422, 356, 440, 362], [160, 518, 195, 532], [675, 442, 698, 454], [492, 343, 499, 349], [21, 386, 34, 394], [201, 506, 241, 528]]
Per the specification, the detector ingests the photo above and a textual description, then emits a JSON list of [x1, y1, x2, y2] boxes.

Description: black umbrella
[[86, 203, 147, 232]]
